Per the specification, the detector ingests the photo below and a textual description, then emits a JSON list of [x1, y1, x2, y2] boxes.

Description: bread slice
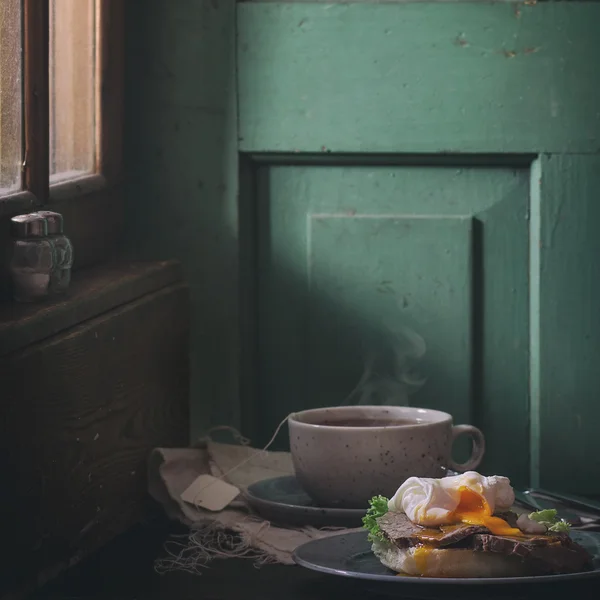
[[372, 540, 533, 578]]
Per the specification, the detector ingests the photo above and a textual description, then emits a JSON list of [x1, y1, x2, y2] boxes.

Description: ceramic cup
[[288, 405, 485, 509]]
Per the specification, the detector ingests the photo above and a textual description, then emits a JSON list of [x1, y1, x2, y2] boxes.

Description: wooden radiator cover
[[0, 261, 189, 596]]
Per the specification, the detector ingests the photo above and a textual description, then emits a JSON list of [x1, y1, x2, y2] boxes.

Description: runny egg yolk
[[413, 545, 432, 575], [452, 486, 522, 536]]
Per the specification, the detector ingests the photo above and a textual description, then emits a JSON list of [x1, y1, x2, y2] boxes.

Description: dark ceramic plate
[[245, 475, 364, 528], [293, 530, 600, 596]]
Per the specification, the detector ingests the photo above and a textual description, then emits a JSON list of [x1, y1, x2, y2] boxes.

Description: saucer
[[244, 475, 364, 528]]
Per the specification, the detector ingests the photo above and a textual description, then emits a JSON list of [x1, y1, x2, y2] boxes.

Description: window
[[0, 0, 22, 197], [50, 0, 96, 182], [0, 0, 123, 257]]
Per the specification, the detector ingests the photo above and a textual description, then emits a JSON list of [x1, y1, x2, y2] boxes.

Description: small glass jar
[[9, 213, 54, 303], [36, 211, 73, 294]]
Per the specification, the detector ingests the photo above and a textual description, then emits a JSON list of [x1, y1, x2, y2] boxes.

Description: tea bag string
[[192, 412, 294, 505]]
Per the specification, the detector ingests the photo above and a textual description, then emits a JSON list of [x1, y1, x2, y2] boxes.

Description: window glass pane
[[49, 0, 96, 182], [0, 0, 22, 196]]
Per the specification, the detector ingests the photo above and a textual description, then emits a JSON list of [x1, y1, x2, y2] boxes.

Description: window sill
[[49, 172, 110, 203], [0, 259, 182, 357], [0, 172, 115, 219], [0, 190, 40, 219]]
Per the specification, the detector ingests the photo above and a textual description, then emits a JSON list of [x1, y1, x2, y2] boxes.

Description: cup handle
[[447, 424, 486, 472]]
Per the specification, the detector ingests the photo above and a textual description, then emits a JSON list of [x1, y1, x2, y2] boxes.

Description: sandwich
[[362, 471, 593, 578]]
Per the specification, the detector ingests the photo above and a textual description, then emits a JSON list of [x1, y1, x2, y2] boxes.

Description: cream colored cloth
[[147, 441, 361, 570]]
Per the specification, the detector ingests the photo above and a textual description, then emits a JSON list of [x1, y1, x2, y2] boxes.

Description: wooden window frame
[[0, 0, 124, 267]]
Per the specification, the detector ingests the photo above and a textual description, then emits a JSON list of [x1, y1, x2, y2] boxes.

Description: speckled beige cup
[[288, 405, 485, 509]]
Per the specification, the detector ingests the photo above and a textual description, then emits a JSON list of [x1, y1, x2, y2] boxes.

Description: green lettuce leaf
[[362, 495, 389, 542], [528, 508, 571, 533], [549, 519, 571, 533], [528, 509, 558, 524]]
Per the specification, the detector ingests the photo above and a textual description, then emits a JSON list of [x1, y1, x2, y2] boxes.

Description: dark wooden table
[[32, 518, 598, 600]]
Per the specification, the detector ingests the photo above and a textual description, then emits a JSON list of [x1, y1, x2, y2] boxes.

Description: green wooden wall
[[238, 1, 600, 493], [124, 0, 239, 438]]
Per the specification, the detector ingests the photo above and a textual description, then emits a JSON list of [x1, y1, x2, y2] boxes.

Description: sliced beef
[[376, 512, 424, 548], [377, 512, 487, 548], [472, 532, 593, 574]]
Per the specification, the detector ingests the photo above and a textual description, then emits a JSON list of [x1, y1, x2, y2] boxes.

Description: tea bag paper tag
[[181, 474, 240, 512]]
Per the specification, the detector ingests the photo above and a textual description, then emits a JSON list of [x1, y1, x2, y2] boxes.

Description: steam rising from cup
[[343, 325, 426, 406]]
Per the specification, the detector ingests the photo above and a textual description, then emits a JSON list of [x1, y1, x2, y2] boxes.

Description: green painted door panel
[[307, 214, 474, 468], [257, 164, 530, 485], [238, 3, 600, 154], [308, 215, 473, 423]]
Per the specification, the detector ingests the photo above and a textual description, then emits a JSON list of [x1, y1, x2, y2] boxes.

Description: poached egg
[[388, 471, 521, 537]]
